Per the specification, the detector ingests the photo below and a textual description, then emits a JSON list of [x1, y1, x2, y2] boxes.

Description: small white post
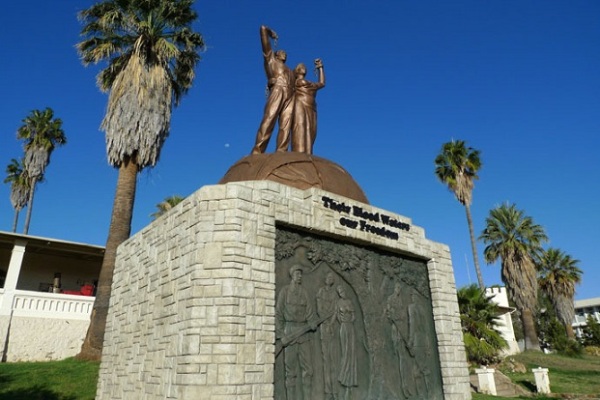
[[533, 367, 551, 394], [475, 366, 497, 395]]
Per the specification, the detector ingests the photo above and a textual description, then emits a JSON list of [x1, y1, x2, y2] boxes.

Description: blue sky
[[1, 1, 598, 300]]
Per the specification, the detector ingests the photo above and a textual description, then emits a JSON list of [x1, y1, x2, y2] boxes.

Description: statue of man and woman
[[251, 25, 325, 155]]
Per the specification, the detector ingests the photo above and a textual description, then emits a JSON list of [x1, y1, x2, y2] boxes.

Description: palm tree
[[435, 140, 484, 289], [151, 194, 184, 220], [17, 108, 66, 234], [4, 158, 30, 232], [457, 284, 507, 364], [77, 0, 204, 360], [537, 248, 582, 339], [480, 203, 548, 351]]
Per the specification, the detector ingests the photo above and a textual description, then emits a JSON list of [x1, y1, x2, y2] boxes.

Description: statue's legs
[[298, 340, 313, 400], [321, 329, 338, 399], [275, 94, 294, 152], [284, 344, 299, 400], [252, 89, 285, 154]]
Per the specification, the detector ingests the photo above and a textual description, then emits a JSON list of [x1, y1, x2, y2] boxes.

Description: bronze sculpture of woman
[[291, 59, 326, 154]]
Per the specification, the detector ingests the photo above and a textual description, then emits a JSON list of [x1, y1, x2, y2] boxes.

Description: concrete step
[[470, 370, 531, 398]]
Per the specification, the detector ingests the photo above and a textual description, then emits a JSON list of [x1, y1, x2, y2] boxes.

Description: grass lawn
[[502, 351, 600, 397], [0, 358, 99, 400], [0, 351, 598, 399], [471, 351, 600, 399], [472, 395, 553, 400]]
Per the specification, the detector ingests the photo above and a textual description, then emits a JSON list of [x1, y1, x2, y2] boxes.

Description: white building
[[572, 297, 600, 338], [0, 231, 103, 362], [486, 286, 520, 355]]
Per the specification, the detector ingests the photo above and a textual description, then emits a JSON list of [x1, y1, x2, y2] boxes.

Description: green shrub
[[582, 316, 600, 346], [458, 285, 508, 365], [544, 317, 582, 356], [464, 332, 505, 365], [583, 346, 600, 357]]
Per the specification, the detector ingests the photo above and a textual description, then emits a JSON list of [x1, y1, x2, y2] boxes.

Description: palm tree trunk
[[78, 158, 138, 361], [12, 210, 19, 233], [521, 308, 541, 351], [22, 178, 37, 235], [565, 323, 576, 339], [465, 205, 485, 289]]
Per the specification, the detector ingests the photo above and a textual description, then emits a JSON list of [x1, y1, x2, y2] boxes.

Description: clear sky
[[1, 1, 598, 300]]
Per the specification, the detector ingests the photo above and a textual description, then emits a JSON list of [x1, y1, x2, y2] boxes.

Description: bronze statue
[[291, 59, 326, 154], [252, 25, 295, 154]]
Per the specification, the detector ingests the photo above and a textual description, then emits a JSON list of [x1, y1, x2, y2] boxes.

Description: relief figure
[[317, 272, 340, 400], [276, 265, 317, 400], [337, 286, 357, 400], [386, 282, 415, 398], [407, 288, 432, 397]]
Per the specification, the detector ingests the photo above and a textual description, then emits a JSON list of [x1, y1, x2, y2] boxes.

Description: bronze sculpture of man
[[251, 25, 295, 154]]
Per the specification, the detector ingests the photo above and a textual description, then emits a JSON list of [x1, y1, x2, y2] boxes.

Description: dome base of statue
[[219, 152, 369, 204]]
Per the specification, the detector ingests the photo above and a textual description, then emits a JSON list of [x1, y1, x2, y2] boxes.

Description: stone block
[[217, 364, 245, 385]]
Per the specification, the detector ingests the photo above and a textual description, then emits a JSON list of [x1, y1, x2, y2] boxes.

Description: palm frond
[[538, 247, 582, 331], [77, 0, 204, 168], [458, 284, 508, 364], [150, 194, 184, 219], [480, 203, 547, 312], [17, 108, 66, 179], [434, 139, 481, 206], [4, 158, 30, 211]]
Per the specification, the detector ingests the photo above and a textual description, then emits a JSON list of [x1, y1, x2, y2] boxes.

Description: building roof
[[574, 297, 600, 309], [0, 231, 104, 261]]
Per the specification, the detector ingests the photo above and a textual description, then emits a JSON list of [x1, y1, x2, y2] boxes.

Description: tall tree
[[435, 140, 484, 288], [77, 0, 204, 360], [17, 108, 66, 234], [480, 203, 548, 351], [537, 248, 582, 339], [151, 194, 184, 220], [4, 158, 30, 232]]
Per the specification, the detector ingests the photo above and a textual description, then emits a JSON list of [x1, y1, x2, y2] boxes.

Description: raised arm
[[260, 25, 278, 57], [314, 58, 326, 88]]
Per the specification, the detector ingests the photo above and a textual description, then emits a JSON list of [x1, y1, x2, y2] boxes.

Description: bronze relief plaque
[[274, 226, 443, 400]]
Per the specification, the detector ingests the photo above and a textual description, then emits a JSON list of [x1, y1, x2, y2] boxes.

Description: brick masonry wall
[[97, 181, 470, 399]]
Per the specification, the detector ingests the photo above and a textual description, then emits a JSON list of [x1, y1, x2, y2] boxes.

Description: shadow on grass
[[514, 378, 536, 392], [0, 385, 76, 400], [0, 371, 12, 385]]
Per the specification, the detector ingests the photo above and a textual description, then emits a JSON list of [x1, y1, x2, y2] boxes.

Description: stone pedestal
[[475, 367, 497, 395], [96, 181, 471, 399], [533, 367, 550, 394]]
